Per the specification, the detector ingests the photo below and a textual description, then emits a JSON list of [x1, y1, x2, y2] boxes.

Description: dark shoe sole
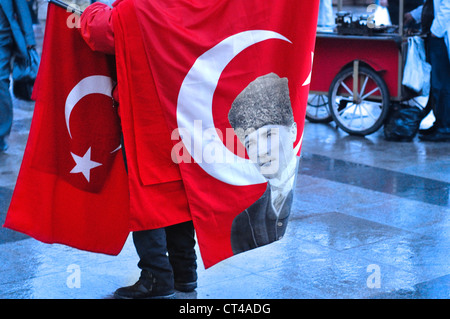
[[419, 134, 450, 142], [174, 281, 197, 292], [418, 125, 437, 136], [113, 291, 176, 299]]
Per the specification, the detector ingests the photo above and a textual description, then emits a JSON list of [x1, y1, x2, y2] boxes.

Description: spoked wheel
[[306, 93, 332, 123], [328, 63, 390, 136]]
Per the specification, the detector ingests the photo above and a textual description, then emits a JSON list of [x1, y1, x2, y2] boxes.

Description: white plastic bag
[[402, 36, 431, 96]]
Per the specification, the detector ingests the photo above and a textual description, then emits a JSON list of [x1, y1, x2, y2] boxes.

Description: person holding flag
[[5, 0, 318, 299], [80, 1, 198, 299]]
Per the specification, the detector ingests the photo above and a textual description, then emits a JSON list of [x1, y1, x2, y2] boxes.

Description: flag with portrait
[[119, 0, 320, 267], [5, 0, 320, 268]]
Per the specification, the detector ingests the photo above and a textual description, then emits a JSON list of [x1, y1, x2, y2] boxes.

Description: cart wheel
[[306, 93, 333, 123], [328, 65, 390, 136]]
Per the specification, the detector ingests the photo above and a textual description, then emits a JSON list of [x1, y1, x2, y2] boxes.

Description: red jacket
[[80, 2, 116, 55], [80, 2, 116, 101]]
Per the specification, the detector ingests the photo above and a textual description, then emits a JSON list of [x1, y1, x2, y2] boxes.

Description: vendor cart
[[306, 0, 427, 136]]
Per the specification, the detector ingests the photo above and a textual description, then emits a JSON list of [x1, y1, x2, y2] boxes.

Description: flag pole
[[48, 0, 84, 15]]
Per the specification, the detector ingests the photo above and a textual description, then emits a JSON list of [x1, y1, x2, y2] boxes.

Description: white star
[[70, 147, 102, 182]]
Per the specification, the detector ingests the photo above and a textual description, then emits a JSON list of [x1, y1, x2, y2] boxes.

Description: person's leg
[[420, 36, 450, 141], [114, 228, 175, 299], [0, 41, 13, 151], [430, 38, 450, 131], [165, 221, 197, 292]]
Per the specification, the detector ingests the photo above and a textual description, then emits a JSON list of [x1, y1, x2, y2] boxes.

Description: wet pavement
[[1, 24, 449, 300], [1, 99, 448, 300]]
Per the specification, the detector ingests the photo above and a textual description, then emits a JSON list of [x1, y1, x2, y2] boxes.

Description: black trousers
[[132, 221, 197, 292], [427, 36, 450, 133], [120, 132, 196, 292]]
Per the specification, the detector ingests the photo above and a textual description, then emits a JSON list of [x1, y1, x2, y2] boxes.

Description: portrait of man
[[228, 72, 298, 254]]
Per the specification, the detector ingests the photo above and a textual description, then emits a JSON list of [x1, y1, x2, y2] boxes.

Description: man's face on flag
[[244, 123, 297, 180], [228, 72, 297, 181]]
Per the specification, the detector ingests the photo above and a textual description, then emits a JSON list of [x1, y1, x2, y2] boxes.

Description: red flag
[[3, 3, 130, 255], [6, 0, 319, 267], [113, 0, 319, 267]]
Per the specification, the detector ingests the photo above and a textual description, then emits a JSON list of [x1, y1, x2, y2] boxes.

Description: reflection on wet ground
[[1, 102, 449, 298]]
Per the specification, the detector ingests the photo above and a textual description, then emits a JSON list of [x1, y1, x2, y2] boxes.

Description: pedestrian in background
[[405, 0, 450, 141], [379, 0, 424, 26], [0, 0, 36, 152]]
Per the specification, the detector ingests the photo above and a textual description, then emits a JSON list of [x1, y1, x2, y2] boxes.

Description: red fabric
[[3, 3, 130, 255], [5, 0, 319, 267], [79, 2, 115, 55], [112, 1, 192, 231], [78, 0, 194, 230], [127, 0, 319, 267]]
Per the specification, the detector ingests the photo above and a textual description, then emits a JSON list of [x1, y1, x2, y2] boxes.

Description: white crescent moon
[[302, 52, 314, 86], [176, 30, 292, 186], [65, 75, 114, 139]]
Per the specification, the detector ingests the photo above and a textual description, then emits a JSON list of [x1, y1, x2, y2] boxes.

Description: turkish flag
[[114, 0, 319, 267], [3, 3, 130, 255], [5, 0, 319, 267]]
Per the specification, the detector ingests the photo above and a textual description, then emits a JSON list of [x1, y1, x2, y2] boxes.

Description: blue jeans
[[428, 36, 450, 133]]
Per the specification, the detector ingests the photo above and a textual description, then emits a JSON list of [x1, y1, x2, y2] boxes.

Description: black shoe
[[419, 130, 450, 142], [418, 125, 437, 136], [173, 266, 197, 292], [174, 280, 197, 292], [113, 279, 175, 299]]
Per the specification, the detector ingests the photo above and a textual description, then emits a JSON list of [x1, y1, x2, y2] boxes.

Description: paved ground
[[0, 15, 449, 300], [1, 95, 448, 299]]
